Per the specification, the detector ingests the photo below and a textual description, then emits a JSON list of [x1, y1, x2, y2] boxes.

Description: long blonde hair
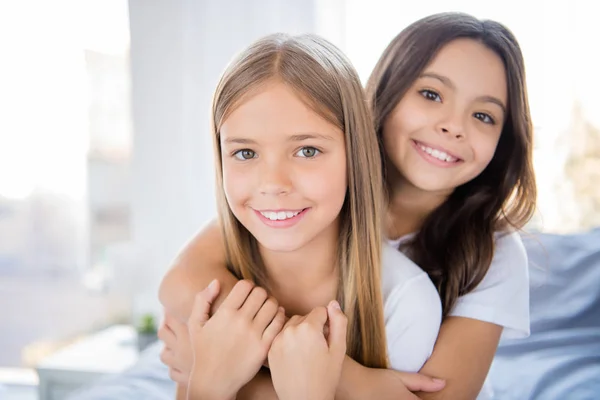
[[211, 33, 387, 368]]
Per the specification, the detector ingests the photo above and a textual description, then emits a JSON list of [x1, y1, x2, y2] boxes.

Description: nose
[[436, 110, 466, 140], [259, 159, 292, 196]]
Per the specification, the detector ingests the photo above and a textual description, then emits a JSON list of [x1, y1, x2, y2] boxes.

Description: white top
[[381, 243, 442, 372], [387, 231, 530, 400], [387, 231, 530, 340]]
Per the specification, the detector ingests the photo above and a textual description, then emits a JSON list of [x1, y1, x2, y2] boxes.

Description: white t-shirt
[[381, 243, 442, 372], [387, 231, 530, 399], [387, 231, 530, 340]]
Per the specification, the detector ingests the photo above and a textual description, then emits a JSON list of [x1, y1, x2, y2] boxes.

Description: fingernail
[[279, 306, 285, 313], [433, 378, 445, 385], [330, 300, 341, 310], [208, 279, 217, 290]]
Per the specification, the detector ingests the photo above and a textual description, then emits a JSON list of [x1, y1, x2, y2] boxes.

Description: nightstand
[[36, 325, 140, 400]]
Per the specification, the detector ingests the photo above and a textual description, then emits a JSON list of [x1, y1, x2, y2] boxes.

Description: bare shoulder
[[158, 219, 229, 319]]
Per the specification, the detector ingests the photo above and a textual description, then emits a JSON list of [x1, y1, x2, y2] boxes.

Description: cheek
[[382, 103, 420, 153], [473, 134, 501, 170], [298, 156, 347, 208], [222, 164, 252, 208]]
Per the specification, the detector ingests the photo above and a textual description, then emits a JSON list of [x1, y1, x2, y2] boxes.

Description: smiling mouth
[[255, 208, 309, 221], [253, 208, 310, 228], [413, 140, 462, 163], [258, 210, 301, 221]]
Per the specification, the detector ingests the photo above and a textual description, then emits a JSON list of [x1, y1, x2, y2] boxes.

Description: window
[[0, 0, 132, 369]]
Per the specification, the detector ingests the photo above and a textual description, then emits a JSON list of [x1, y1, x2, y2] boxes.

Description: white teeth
[[260, 210, 301, 220], [419, 144, 457, 163]]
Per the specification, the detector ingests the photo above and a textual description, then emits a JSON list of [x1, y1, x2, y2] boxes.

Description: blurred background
[[0, 0, 598, 397]]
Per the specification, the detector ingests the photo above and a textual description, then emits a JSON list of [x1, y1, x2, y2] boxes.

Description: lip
[[253, 208, 309, 228], [411, 139, 463, 168]]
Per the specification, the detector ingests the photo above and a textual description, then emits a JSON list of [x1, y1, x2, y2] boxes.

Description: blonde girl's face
[[220, 81, 347, 252]]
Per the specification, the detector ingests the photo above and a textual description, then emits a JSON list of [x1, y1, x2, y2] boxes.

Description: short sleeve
[[385, 274, 442, 372], [449, 232, 530, 339]]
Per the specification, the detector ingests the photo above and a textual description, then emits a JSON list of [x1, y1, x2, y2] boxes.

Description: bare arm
[[414, 317, 502, 399], [335, 317, 501, 400], [159, 219, 236, 321]]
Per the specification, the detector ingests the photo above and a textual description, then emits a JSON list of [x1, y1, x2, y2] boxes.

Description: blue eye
[[233, 149, 256, 160], [419, 89, 442, 102], [296, 147, 320, 158], [474, 112, 496, 125]]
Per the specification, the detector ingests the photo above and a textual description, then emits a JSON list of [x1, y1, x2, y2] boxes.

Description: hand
[[268, 301, 347, 400], [355, 368, 445, 399], [187, 279, 286, 400], [395, 371, 445, 393], [158, 309, 194, 384], [159, 278, 222, 384], [335, 356, 446, 400], [159, 281, 221, 384]]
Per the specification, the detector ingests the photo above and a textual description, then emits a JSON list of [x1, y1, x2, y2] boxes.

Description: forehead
[[220, 81, 343, 140], [425, 38, 508, 105]]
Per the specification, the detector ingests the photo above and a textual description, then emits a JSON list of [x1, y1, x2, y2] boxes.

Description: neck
[[386, 174, 451, 240], [260, 221, 339, 316]]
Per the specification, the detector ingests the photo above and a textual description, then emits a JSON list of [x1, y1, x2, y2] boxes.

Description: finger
[[262, 307, 286, 344], [241, 286, 269, 318], [157, 321, 177, 348], [168, 367, 188, 385], [160, 346, 175, 368], [394, 372, 446, 393], [203, 278, 221, 304], [326, 300, 347, 355], [305, 306, 328, 329], [283, 314, 302, 329], [160, 346, 188, 383], [220, 279, 254, 310], [188, 279, 220, 327], [162, 311, 187, 337], [253, 296, 279, 330]]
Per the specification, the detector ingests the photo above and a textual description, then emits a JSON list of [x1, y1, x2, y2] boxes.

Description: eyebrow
[[475, 95, 507, 116], [420, 72, 455, 89], [288, 133, 336, 142], [419, 72, 507, 115], [223, 132, 336, 145], [223, 137, 257, 145]]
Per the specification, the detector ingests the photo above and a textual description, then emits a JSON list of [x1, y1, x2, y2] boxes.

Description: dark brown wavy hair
[[366, 12, 537, 317]]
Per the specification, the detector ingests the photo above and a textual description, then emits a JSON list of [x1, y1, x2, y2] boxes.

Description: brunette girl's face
[[383, 38, 508, 195]]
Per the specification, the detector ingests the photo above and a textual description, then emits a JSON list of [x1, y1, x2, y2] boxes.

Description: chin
[[253, 234, 309, 253], [416, 182, 454, 193], [403, 171, 455, 193]]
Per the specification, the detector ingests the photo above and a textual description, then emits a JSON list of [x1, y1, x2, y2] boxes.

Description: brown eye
[[474, 112, 496, 125], [419, 89, 442, 102]]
